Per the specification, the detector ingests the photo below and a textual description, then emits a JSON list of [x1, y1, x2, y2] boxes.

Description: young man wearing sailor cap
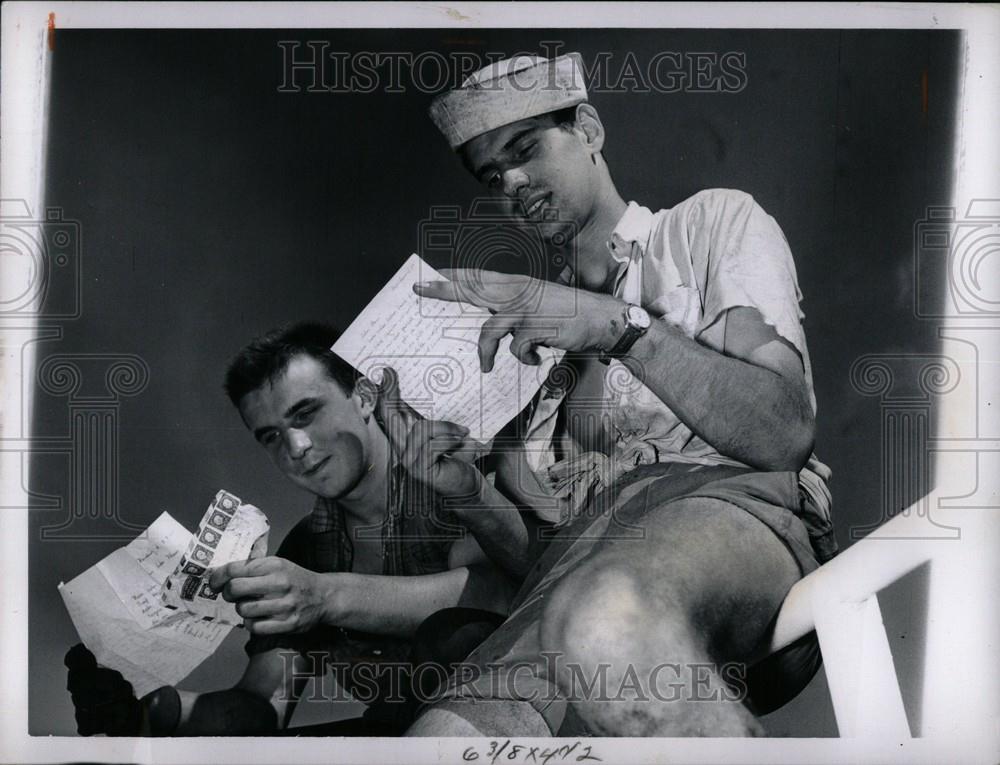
[[403, 52, 836, 737]]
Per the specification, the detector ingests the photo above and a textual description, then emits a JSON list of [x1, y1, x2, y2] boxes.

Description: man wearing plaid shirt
[[64, 321, 519, 736]]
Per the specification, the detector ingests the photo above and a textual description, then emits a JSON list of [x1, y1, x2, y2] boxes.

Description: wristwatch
[[599, 303, 651, 364]]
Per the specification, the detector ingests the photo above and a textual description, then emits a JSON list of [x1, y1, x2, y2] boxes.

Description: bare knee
[[540, 557, 694, 668], [541, 558, 633, 653]]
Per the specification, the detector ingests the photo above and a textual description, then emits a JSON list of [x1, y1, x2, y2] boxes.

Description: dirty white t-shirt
[[524, 188, 817, 476]]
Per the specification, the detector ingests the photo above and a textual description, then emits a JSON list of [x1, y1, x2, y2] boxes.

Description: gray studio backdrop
[[28, 29, 958, 736]]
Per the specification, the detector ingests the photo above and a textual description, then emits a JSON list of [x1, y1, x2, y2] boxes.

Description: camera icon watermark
[[417, 198, 578, 319], [914, 199, 1000, 318], [1, 198, 82, 319], [1, 200, 153, 539]]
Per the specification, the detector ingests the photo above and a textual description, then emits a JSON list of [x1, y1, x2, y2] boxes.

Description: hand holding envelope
[[59, 491, 269, 699], [161, 491, 269, 624], [208, 556, 334, 636]]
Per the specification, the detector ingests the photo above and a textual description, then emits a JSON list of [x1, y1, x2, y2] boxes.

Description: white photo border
[[2, 2, 998, 763]]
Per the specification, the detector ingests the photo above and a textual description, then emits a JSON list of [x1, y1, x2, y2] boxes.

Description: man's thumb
[[377, 366, 399, 394]]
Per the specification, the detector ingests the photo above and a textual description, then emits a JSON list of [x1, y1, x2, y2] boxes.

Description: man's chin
[[290, 472, 338, 499], [311, 470, 369, 501]]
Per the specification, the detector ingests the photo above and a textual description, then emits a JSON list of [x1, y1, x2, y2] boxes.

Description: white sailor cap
[[429, 53, 588, 150]]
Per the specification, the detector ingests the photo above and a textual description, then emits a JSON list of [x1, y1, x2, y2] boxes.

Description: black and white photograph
[[2, 3, 998, 763]]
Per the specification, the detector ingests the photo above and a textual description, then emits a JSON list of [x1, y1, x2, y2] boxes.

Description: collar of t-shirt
[[607, 202, 655, 301]]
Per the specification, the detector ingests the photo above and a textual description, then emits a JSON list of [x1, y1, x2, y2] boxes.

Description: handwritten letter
[[333, 254, 563, 441]]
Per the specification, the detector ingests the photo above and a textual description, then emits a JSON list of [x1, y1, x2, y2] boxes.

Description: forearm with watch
[[594, 300, 814, 471]]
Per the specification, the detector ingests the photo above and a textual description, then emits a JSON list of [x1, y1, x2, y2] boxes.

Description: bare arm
[[375, 368, 545, 580], [619, 305, 815, 471], [322, 561, 513, 638], [214, 545, 514, 643], [415, 274, 816, 474], [446, 470, 547, 580]]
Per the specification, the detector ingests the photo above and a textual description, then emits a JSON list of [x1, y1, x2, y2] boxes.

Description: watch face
[[626, 304, 652, 329]]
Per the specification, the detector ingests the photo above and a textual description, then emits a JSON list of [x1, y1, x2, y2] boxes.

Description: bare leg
[[538, 498, 801, 736]]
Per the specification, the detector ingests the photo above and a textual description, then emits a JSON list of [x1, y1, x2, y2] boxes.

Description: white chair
[[765, 501, 999, 739]]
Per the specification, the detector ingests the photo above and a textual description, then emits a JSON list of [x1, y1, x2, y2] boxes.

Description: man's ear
[[353, 377, 379, 421], [574, 103, 606, 159]]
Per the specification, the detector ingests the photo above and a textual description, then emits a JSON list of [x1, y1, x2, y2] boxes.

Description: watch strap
[[599, 304, 648, 364]]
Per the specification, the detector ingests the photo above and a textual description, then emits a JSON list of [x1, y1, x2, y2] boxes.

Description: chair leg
[[813, 594, 910, 738]]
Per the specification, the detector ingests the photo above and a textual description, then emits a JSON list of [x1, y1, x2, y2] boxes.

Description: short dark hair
[[223, 321, 360, 409], [547, 105, 581, 129]]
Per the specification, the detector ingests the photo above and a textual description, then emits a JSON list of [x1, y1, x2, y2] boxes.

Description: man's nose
[[501, 168, 529, 198], [285, 429, 311, 460]]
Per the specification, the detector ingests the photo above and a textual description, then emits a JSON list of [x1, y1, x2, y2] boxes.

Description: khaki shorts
[[427, 464, 823, 733]]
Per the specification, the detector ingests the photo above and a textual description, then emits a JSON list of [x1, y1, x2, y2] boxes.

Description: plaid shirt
[[307, 463, 465, 577], [245, 463, 465, 670]]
